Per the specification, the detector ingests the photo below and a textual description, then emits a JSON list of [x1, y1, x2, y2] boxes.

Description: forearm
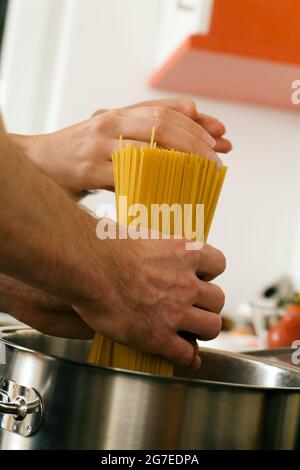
[[0, 273, 21, 313], [9, 133, 55, 175], [9, 133, 82, 199], [0, 273, 45, 315], [0, 126, 101, 304], [9, 133, 34, 155], [0, 273, 93, 339]]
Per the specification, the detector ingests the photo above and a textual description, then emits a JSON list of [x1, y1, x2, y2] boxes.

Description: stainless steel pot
[[0, 313, 23, 328], [0, 326, 300, 450]]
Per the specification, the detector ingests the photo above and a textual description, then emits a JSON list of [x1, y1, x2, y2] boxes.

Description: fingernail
[[203, 134, 216, 148], [207, 150, 222, 168], [191, 355, 201, 371]]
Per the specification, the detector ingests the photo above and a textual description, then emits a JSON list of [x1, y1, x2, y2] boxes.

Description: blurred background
[[1, 0, 300, 349]]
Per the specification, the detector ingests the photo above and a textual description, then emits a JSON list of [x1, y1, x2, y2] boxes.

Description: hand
[[0, 114, 226, 367], [0, 274, 93, 339], [74, 235, 226, 369], [94, 97, 232, 154], [10, 97, 232, 195]]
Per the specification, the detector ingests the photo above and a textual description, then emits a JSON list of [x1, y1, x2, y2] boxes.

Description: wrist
[[0, 136, 104, 307], [71, 214, 108, 305], [9, 133, 47, 167], [0, 274, 27, 314], [9, 133, 81, 199]]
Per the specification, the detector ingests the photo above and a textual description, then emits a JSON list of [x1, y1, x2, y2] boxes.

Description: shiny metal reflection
[[0, 327, 300, 450]]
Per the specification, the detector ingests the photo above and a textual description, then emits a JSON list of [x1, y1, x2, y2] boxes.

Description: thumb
[[92, 108, 108, 117]]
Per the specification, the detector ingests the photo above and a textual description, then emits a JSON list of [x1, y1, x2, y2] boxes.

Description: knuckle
[[210, 117, 226, 135], [92, 110, 116, 133], [92, 108, 108, 117], [161, 304, 184, 330], [105, 109, 118, 124], [153, 118, 167, 139], [171, 238, 187, 253], [177, 273, 193, 291], [175, 346, 193, 368], [126, 328, 140, 349], [169, 307, 186, 327], [188, 277, 200, 300], [126, 320, 150, 351], [190, 137, 201, 155], [206, 245, 226, 277], [215, 250, 226, 275], [213, 285, 225, 312], [209, 314, 222, 339], [149, 329, 168, 352], [185, 247, 202, 266], [212, 121, 224, 135], [179, 97, 197, 118], [153, 106, 169, 120]]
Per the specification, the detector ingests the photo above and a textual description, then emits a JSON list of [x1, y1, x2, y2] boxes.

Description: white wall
[[0, 0, 66, 133], [2, 0, 300, 311]]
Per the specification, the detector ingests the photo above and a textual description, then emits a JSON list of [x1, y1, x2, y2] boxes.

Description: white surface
[[198, 332, 262, 352], [0, 0, 66, 133], [155, 0, 214, 66], [2, 0, 300, 312]]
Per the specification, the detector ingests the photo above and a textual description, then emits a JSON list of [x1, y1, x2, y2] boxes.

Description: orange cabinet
[[151, 0, 300, 110]]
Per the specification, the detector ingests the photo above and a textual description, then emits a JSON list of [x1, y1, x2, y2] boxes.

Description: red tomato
[[267, 311, 300, 348], [286, 304, 300, 315]]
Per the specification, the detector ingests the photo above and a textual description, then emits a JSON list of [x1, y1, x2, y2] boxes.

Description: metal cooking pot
[[0, 313, 22, 328], [0, 326, 300, 450]]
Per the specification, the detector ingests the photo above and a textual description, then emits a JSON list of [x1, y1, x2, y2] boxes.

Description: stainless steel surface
[[246, 348, 300, 368], [0, 327, 300, 450], [0, 313, 23, 328], [0, 377, 42, 436]]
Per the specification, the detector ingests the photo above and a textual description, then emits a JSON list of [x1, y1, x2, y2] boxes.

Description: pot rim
[[1, 326, 300, 392]]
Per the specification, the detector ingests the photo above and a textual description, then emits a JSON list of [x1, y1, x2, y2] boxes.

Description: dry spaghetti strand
[[89, 141, 227, 376]]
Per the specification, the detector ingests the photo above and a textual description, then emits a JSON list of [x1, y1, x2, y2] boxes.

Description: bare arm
[[0, 115, 226, 369], [9, 98, 231, 195], [0, 118, 100, 303], [0, 274, 93, 339]]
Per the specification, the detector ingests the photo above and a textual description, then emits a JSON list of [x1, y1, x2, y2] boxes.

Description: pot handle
[[0, 396, 40, 420], [0, 378, 43, 437]]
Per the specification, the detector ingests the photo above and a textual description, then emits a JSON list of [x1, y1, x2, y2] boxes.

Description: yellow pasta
[[89, 133, 227, 376]]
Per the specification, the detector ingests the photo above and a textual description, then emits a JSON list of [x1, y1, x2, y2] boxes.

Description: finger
[[115, 112, 222, 167], [93, 102, 232, 153], [112, 138, 150, 151], [179, 331, 200, 356], [121, 106, 217, 149], [92, 139, 151, 191], [83, 159, 114, 191], [178, 307, 222, 341], [186, 244, 226, 281], [196, 114, 233, 152], [214, 137, 232, 153], [123, 108, 232, 153], [196, 113, 226, 137], [93, 102, 233, 153], [160, 334, 201, 369], [89, 138, 158, 191], [114, 138, 231, 161], [194, 244, 226, 281], [194, 281, 225, 313], [123, 97, 198, 120], [190, 351, 201, 370], [92, 108, 108, 117], [93, 97, 197, 120]]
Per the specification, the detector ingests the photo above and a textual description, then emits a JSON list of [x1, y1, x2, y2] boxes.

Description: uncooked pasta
[[89, 133, 227, 376]]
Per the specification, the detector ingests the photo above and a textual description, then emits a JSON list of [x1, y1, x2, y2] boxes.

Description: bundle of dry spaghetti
[[89, 134, 227, 376]]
